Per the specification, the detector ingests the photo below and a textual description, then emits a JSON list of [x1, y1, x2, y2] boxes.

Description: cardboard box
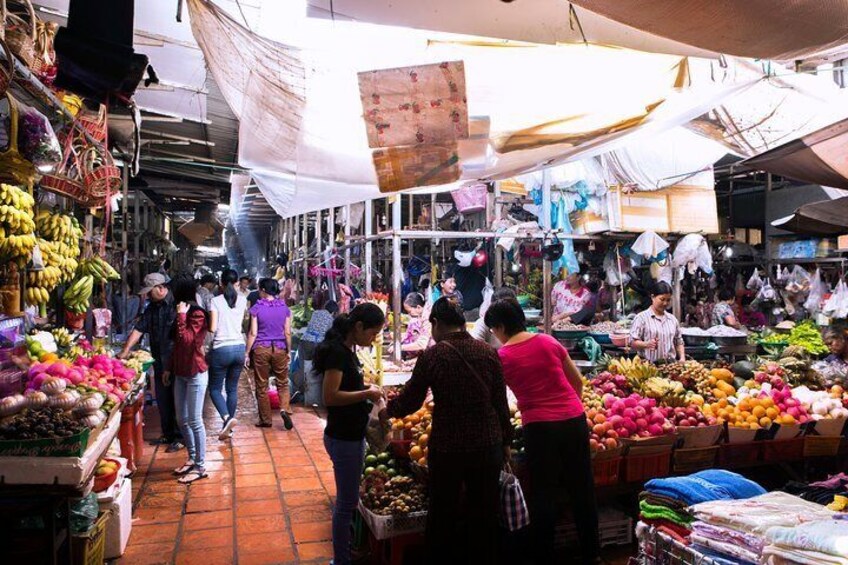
[[372, 143, 460, 193], [573, 210, 610, 235], [838, 234, 848, 250], [606, 185, 719, 234]]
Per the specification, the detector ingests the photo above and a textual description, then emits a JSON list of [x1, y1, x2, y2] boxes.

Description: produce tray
[[761, 437, 805, 463], [812, 418, 847, 438], [623, 449, 671, 483], [0, 408, 121, 490], [0, 427, 92, 457], [358, 501, 427, 541], [673, 446, 719, 474], [676, 425, 723, 449], [718, 441, 762, 467], [804, 436, 843, 458], [553, 330, 588, 340], [588, 332, 612, 344], [556, 507, 632, 548], [592, 456, 621, 487]]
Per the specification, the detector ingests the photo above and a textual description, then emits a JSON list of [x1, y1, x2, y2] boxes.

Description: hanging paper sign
[[372, 143, 460, 193], [358, 60, 469, 148]]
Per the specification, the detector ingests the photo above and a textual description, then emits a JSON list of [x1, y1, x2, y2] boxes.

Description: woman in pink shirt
[[485, 299, 600, 565]]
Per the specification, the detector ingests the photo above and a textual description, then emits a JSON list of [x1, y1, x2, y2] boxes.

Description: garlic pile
[[792, 386, 848, 419]]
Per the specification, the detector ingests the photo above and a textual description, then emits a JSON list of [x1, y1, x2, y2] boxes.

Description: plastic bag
[[365, 397, 389, 452], [92, 308, 111, 338], [747, 269, 763, 291], [604, 249, 631, 287], [803, 268, 827, 315], [631, 231, 669, 260], [758, 278, 777, 303], [70, 493, 99, 534], [17, 102, 62, 170], [824, 279, 848, 319], [786, 265, 811, 294]]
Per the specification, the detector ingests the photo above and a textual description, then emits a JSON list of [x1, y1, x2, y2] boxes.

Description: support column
[[302, 213, 309, 296], [315, 210, 323, 295], [764, 172, 773, 276], [344, 204, 352, 284], [392, 196, 402, 363], [672, 266, 683, 324], [542, 169, 553, 335], [365, 200, 373, 294], [493, 182, 503, 287]]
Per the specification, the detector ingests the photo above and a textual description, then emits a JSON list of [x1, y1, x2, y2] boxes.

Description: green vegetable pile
[[785, 321, 829, 356], [760, 333, 790, 345]]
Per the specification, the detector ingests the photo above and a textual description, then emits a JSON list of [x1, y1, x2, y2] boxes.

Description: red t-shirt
[[497, 334, 584, 424]]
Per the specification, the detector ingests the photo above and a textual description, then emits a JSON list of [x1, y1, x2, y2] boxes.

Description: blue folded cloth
[[692, 470, 766, 501], [645, 470, 765, 506]]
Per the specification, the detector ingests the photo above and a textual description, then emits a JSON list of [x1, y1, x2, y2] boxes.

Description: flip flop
[[173, 462, 194, 476], [178, 468, 208, 484]]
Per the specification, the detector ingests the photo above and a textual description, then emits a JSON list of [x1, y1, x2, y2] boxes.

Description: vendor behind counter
[[629, 281, 685, 363]]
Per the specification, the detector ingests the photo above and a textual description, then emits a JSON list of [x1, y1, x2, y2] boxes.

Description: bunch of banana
[[35, 210, 84, 245], [27, 265, 62, 288], [640, 376, 687, 406], [37, 239, 79, 283], [25, 286, 51, 315], [64, 275, 93, 314], [607, 356, 659, 380], [78, 256, 120, 282], [0, 183, 34, 210], [0, 205, 36, 234], [0, 227, 37, 263], [51, 327, 72, 348]]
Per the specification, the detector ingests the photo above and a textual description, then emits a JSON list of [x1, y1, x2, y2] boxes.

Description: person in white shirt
[[208, 269, 248, 440], [238, 276, 251, 298], [470, 287, 517, 348], [551, 273, 592, 324]]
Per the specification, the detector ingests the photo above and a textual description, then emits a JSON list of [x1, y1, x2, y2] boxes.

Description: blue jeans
[[208, 344, 245, 422], [324, 434, 366, 565], [174, 372, 208, 468]]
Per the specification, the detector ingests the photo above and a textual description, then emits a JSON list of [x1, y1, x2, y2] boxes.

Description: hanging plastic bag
[[803, 268, 827, 315], [604, 249, 631, 287], [671, 234, 703, 269], [758, 278, 777, 303], [631, 231, 669, 260], [500, 466, 530, 531], [365, 397, 390, 452], [17, 101, 62, 170], [747, 269, 763, 291], [30, 243, 44, 270]]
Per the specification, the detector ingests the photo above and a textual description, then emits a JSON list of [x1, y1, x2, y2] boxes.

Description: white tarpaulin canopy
[[185, 0, 848, 218]]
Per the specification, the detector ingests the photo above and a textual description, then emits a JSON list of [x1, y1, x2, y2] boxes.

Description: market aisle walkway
[[121, 389, 337, 565]]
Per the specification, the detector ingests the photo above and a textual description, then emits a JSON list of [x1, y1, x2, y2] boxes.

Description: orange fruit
[[752, 406, 766, 418], [418, 434, 429, 448], [759, 417, 772, 428], [409, 446, 423, 460]]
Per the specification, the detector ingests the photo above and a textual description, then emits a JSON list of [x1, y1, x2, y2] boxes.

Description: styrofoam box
[[102, 477, 132, 559]]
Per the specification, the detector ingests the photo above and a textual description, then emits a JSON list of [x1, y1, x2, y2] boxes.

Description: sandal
[[173, 461, 195, 476], [178, 467, 208, 484]]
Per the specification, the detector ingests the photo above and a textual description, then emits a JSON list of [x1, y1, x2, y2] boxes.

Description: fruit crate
[[623, 448, 671, 483], [556, 507, 633, 548], [803, 436, 843, 458], [718, 441, 762, 468], [358, 502, 427, 541], [592, 456, 621, 487], [762, 437, 805, 463], [673, 446, 719, 474]]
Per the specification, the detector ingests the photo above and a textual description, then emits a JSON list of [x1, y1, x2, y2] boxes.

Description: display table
[[0, 409, 122, 493]]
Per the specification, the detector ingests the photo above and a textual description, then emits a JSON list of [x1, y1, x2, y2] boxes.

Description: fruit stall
[[0, 325, 152, 563], [353, 340, 848, 562]]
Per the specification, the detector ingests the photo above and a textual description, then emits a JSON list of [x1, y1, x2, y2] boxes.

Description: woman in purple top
[[245, 278, 294, 430]]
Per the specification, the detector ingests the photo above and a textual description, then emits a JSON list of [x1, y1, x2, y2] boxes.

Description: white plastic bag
[[803, 268, 827, 315], [747, 269, 763, 291], [823, 279, 847, 318], [365, 397, 390, 452], [604, 249, 631, 287], [758, 278, 777, 302], [631, 231, 669, 259]]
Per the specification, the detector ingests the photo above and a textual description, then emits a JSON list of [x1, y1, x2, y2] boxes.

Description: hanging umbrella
[[741, 118, 848, 189]]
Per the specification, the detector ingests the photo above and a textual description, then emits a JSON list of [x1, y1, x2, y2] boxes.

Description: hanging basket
[[0, 38, 13, 99], [80, 145, 120, 199], [31, 19, 57, 85], [3, 0, 37, 68], [40, 136, 88, 202], [77, 104, 107, 143], [450, 183, 488, 214]]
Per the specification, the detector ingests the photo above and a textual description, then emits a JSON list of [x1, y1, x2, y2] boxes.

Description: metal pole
[[315, 210, 323, 295], [430, 193, 437, 291], [672, 266, 683, 324], [344, 204, 352, 285], [764, 173, 773, 276], [302, 214, 308, 296], [133, 188, 141, 289], [392, 196, 402, 363], [407, 194, 414, 268], [493, 181, 503, 287], [541, 169, 553, 335], [365, 200, 373, 294]]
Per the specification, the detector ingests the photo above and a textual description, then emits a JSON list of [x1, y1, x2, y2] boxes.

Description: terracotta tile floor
[[120, 380, 635, 565], [121, 379, 335, 565]]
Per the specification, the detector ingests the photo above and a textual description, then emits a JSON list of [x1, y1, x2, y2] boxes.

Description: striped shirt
[[629, 308, 683, 362]]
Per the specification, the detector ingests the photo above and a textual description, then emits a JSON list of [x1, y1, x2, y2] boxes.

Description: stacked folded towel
[[762, 518, 848, 565], [638, 470, 766, 543], [690, 491, 838, 563]]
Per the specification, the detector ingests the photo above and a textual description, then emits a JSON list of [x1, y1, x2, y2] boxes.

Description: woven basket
[[0, 38, 13, 99], [3, 0, 37, 68], [40, 137, 88, 202], [80, 145, 121, 199], [77, 104, 107, 143], [31, 19, 56, 85]]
